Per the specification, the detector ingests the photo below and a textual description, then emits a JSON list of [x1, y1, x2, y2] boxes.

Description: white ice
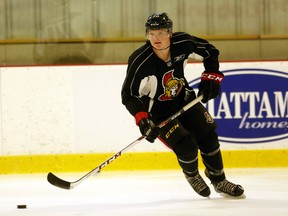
[[0, 168, 288, 216]]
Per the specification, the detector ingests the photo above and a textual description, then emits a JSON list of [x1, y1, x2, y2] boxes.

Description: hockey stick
[[47, 95, 203, 190]]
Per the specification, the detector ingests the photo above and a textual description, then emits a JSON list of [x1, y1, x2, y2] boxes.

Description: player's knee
[[173, 135, 198, 160], [198, 130, 220, 154]]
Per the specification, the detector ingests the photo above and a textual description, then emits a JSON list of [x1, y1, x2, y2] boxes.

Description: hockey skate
[[205, 169, 244, 197], [185, 173, 211, 197]]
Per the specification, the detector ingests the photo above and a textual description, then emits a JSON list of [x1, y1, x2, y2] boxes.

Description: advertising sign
[[189, 63, 288, 145]]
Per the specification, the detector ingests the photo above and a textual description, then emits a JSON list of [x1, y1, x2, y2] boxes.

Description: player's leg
[[158, 119, 210, 197], [174, 135, 211, 197], [198, 131, 244, 197], [198, 131, 225, 181], [179, 102, 244, 197]]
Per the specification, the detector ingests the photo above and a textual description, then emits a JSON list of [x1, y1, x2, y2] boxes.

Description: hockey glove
[[198, 71, 224, 103], [135, 112, 159, 143]]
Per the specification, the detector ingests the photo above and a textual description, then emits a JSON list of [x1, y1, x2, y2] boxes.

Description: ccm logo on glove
[[201, 72, 224, 83]]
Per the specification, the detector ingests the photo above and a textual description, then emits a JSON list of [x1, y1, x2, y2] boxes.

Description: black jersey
[[121, 32, 220, 123]]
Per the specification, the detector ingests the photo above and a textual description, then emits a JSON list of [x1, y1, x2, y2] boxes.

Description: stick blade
[[47, 172, 72, 190]]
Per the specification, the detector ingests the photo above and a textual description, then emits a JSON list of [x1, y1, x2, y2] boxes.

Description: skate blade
[[218, 192, 246, 199]]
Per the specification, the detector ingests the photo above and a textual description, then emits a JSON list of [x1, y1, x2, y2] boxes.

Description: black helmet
[[145, 13, 173, 32]]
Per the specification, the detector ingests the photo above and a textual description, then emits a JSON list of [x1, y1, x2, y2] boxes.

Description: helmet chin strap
[[152, 45, 170, 51]]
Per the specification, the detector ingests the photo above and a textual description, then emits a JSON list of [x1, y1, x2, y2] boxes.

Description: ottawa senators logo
[[158, 70, 184, 101]]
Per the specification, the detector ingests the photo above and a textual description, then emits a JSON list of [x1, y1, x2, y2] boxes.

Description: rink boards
[[0, 61, 287, 173]]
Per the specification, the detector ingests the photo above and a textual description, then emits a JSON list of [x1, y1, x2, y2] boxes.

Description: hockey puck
[[17, 205, 27, 209]]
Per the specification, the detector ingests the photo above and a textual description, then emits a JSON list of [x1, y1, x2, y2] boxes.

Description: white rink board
[[0, 61, 287, 156]]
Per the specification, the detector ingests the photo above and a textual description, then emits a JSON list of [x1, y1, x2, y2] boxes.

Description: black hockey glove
[[135, 112, 159, 143], [197, 71, 224, 103]]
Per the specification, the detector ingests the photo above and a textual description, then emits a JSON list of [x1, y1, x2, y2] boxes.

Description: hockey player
[[121, 12, 244, 197]]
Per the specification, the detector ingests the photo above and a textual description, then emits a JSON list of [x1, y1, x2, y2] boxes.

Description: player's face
[[146, 29, 171, 50]]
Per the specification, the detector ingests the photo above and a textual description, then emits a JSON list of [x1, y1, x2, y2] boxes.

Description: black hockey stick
[[47, 95, 203, 190]]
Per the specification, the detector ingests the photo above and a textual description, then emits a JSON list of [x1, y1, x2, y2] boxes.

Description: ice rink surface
[[1, 168, 287, 216]]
